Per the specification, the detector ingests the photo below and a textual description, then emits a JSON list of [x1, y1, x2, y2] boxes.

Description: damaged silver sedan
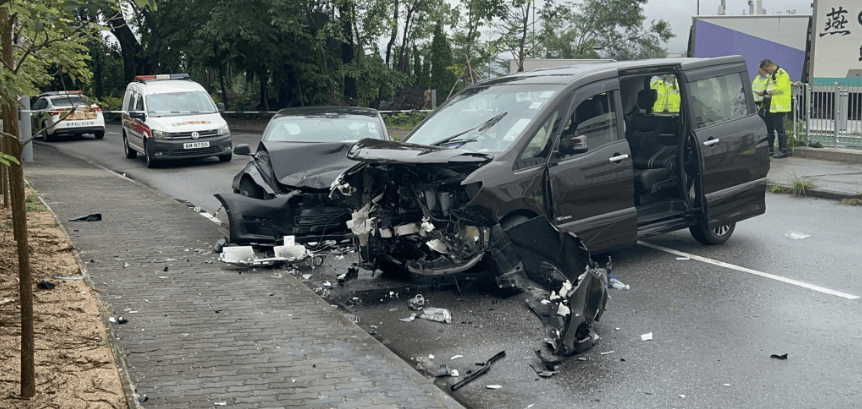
[[331, 57, 768, 355]]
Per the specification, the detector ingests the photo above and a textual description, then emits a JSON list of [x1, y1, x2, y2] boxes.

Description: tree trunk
[[1, 6, 35, 398], [258, 69, 269, 111], [141, 8, 161, 74], [105, 9, 143, 81], [385, 0, 399, 68], [398, 0, 420, 73]]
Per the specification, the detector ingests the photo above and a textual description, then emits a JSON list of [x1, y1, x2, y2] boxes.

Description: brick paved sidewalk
[[24, 146, 462, 409]]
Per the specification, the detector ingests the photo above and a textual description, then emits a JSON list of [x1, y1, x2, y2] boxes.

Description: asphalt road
[[32, 124, 862, 408]]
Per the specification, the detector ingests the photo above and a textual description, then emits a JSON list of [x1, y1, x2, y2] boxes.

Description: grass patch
[[840, 196, 862, 206], [791, 177, 814, 196], [26, 191, 45, 212], [768, 184, 792, 194]]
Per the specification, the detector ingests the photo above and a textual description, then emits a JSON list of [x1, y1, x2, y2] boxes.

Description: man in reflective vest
[[651, 75, 680, 113], [757, 59, 792, 158]]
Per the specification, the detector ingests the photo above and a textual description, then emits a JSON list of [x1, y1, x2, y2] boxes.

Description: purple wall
[[694, 20, 805, 82]]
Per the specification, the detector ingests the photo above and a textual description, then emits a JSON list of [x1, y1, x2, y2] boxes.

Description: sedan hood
[[347, 138, 492, 165], [264, 141, 356, 189]]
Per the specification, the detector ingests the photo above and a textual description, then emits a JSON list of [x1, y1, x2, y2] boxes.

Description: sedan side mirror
[[233, 143, 251, 156], [129, 111, 146, 120], [559, 134, 588, 156]]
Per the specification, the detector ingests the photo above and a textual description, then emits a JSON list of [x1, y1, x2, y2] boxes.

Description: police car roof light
[[135, 73, 191, 82]]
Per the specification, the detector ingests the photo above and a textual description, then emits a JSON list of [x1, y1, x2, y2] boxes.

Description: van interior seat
[[626, 88, 680, 204]]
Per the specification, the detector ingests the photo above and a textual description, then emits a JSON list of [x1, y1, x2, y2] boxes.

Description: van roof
[[489, 56, 747, 86], [137, 79, 207, 95]]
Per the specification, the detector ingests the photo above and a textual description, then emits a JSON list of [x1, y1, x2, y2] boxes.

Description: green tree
[[429, 22, 457, 99], [537, 0, 674, 60], [494, 0, 536, 72]]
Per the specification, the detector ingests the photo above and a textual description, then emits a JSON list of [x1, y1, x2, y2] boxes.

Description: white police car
[[31, 91, 106, 141]]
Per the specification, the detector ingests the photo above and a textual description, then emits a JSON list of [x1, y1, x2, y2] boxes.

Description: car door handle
[[609, 154, 629, 162], [703, 138, 719, 146]]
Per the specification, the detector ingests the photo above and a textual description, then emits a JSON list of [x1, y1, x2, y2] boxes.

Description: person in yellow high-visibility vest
[[757, 59, 792, 158], [650, 75, 680, 113], [751, 67, 770, 112]]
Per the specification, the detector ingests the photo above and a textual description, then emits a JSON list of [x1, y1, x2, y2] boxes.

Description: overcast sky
[[644, 0, 816, 53]]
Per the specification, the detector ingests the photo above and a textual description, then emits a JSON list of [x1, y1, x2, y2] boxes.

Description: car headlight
[[152, 130, 167, 138], [217, 125, 230, 136]]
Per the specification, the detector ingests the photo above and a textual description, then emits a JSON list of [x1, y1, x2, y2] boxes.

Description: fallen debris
[[337, 264, 360, 285], [529, 364, 556, 378], [641, 332, 653, 341], [419, 307, 451, 323], [608, 274, 630, 291], [451, 351, 506, 391], [408, 294, 425, 311], [400, 314, 417, 322], [69, 213, 101, 222], [54, 275, 84, 281], [38, 280, 56, 290], [486, 385, 502, 389], [535, 350, 562, 371], [785, 231, 810, 240], [770, 353, 788, 360]]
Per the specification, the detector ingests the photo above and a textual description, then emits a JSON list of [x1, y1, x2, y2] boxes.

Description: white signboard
[[810, 0, 862, 79]]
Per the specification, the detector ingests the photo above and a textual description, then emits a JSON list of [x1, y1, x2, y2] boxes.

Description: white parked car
[[31, 91, 106, 141]]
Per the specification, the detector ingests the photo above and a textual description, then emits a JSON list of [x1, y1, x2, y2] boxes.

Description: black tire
[[94, 131, 105, 139], [42, 122, 53, 142], [143, 140, 156, 168], [218, 153, 232, 162], [689, 220, 735, 245], [123, 132, 137, 159], [238, 178, 264, 199]]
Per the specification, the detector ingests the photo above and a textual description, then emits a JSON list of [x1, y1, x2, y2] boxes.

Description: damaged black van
[[331, 56, 769, 292]]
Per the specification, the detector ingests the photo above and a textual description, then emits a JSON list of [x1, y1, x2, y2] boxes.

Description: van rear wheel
[[690, 220, 735, 245]]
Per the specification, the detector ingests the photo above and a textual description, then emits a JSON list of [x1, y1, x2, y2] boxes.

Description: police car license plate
[[183, 141, 210, 149], [65, 121, 94, 126]]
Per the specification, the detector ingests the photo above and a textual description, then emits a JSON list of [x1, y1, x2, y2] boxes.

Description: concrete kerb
[[32, 187, 142, 409], [792, 147, 862, 165]]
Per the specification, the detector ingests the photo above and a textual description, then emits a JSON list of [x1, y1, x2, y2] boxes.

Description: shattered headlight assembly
[[217, 124, 230, 136]]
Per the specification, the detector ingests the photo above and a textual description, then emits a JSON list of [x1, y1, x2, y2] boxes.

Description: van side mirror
[[129, 111, 146, 120], [559, 134, 588, 156], [233, 144, 251, 156], [217, 102, 225, 112]]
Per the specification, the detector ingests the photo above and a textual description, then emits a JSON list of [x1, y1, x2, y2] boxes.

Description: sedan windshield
[[146, 91, 217, 116], [263, 116, 384, 143], [405, 84, 563, 153]]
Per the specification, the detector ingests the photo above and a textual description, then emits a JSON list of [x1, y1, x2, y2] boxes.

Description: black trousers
[[765, 111, 787, 154]]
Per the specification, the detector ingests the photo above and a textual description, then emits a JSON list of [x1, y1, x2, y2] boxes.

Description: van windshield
[[146, 91, 217, 116], [404, 84, 563, 153]]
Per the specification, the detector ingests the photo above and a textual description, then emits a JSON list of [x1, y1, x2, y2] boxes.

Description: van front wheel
[[690, 220, 735, 245]]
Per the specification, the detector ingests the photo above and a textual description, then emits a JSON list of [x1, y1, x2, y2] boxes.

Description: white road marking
[[638, 241, 860, 300]]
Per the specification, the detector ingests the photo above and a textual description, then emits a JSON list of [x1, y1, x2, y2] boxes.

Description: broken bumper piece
[[219, 240, 309, 267]]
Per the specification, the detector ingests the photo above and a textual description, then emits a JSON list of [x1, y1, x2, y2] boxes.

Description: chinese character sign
[[811, 0, 862, 78]]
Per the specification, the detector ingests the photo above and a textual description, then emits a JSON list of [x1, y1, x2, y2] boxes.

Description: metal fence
[[791, 81, 862, 148]]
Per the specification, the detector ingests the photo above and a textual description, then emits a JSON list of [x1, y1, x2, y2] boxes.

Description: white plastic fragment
[[556, 304, 571, 317], [214, 402, 227, 406], [679, 395, 686, 398], [676, 257, 690, 261], [450, 369, 459, 377], [123, 262, 131, 268], [323, 281, 332, 288], [1, 298, 14, 305], [419, 307, 452, 323], [109, 317, 116, 323], [450, 355, 463, 360], [600, 351, 615, 355], [641, 332, 653, 341], [302, 274, 311, 280], [785, 231, 810, 240], [486, 385, 502, 389], [426, 239, 448, 254], [400, 314, 417, 322], [429, 354, 434, 360]]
